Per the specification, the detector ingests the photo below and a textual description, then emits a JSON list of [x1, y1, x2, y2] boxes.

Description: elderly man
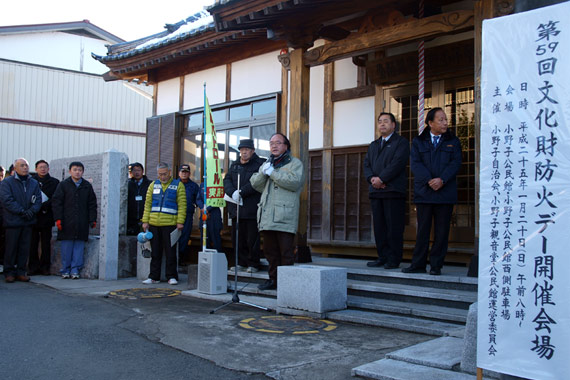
[[364, 113, 410, 269], [0, 158, 42, 282], [250, 133, 304, 290], [127, 162, 152, 235], [141, 162, 186, 285], [224, 139, 266, 273], [29, 160, 60, 275]]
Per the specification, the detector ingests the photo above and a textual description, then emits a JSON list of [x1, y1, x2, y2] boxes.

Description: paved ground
[[1, 274, 435, 379]]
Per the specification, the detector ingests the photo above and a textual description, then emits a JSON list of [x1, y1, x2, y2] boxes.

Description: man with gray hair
[[141, 162, 186, 285], [0, 158, 42, 282]]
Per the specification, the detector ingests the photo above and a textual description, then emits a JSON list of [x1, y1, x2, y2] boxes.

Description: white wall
[[309, 65, 324, 149], [0, 122, 145, 169], [0, 59, 151, 165], [0, 32, 111, 74], [334, 58, 358, 91], [333, 97, 375, 147], [184, 65, 226, 109], [231, 50, 282, 100], [156, 78, 180, 115]]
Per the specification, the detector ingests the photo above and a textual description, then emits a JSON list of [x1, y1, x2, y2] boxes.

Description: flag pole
[[202, 83, 208, 252]]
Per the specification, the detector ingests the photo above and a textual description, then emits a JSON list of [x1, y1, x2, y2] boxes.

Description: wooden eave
[[103, 29, 268, 82], [304, 9, 475, 66]]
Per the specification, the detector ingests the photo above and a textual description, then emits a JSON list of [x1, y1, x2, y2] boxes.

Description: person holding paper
[[141, 162, 186, 285], [28, 160, 59, 275], [223, 139, 265, 273], [250, 133, 304, 291]]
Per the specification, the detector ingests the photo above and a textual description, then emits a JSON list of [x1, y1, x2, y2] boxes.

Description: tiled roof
[[92, 10, 214, 63]]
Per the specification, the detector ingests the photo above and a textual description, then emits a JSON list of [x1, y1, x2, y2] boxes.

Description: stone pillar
[[98, 149, 128, 280]]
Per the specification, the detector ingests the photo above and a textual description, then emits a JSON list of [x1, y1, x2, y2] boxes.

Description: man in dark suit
[[403, 107, 462, 276], [364, 112, 410, 269]]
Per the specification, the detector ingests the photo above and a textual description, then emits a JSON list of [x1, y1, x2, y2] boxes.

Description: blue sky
[[2, 0, 213, 41]]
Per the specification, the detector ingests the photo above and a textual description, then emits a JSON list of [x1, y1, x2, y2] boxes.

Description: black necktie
[[381, 139, 386, 149]]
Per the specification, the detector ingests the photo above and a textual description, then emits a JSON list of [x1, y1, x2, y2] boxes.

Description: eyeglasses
[[269, 141, 285, 147]]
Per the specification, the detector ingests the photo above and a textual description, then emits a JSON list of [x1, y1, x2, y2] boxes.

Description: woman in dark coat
[[52, 162, 97, 279]]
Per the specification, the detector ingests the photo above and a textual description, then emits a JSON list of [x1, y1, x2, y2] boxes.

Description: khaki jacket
[[250, 156, 304, 234]]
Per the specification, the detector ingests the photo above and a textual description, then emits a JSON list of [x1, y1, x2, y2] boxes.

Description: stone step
[[385, 336, 463, 370], [348, 296, 468, 323], [352, 358, 478, 380], [348, 279, 476, 309], [326, 309, 465, 337], [311, 257, 477, 291]]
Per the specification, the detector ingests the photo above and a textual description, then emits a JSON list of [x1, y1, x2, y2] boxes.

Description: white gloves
[[262, 162, 274, 176], [232, 189, 241, 202]]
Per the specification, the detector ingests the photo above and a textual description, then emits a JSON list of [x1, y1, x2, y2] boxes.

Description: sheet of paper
[[170, 228, 181, 247], [223, 193, 243, 206]]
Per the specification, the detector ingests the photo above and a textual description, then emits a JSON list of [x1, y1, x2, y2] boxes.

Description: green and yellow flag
[[204, 95, 226, 208]]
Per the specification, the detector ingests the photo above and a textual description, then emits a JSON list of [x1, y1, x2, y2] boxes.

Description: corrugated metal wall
[[0, 59, 152, 167]]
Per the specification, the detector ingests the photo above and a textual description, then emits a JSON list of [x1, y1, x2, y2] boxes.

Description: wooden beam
[[331, 85, 375, 102], [179, 76, 184, 111], [288, 48, 311, 250], [304, 10, 474, 67]]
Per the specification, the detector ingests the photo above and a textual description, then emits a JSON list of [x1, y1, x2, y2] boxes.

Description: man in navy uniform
[[364, 112, 409, 270], [403, 107, 462, 276]]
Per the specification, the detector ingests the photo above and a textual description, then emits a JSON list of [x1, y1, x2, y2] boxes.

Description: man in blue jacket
[[403, 107, 462, 276], [364, 113, 410, 269], [0, 158, 42, 282]]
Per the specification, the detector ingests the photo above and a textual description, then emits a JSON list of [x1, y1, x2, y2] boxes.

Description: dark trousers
[[371, 198, 405, 266], [4, 226, 32, 277], [29, 225, 53, 273], [178, 219, 193, 256], [148, 225, 178, 281], [232, 218, 261, 269], [262, 230, 294, 283], [411, 203, 454, 270], [199, 210, 222, 252]]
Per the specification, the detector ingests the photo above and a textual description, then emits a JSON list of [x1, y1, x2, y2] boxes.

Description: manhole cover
[[107, 288, 181, 299], [239, 315, 337, 334]]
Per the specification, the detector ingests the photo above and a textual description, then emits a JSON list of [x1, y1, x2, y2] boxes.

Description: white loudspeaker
[[197, 249, 228, 294]]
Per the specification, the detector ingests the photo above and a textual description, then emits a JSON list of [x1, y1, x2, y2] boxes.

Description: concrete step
[[326, 309, 464, 337], [352, 358, 478, 380], [348, 279, 476, 309], [347, 296, 468, 323], [385, 336, 463, 370]]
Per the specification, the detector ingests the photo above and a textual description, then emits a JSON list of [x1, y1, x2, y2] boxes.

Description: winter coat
[[181, 179, 200, 226], [127, 175, 152, 234], [363, 133, 409, 199], [223, 153, 266, 219], [32, 173, 60, 228], [52, 177, 98, 241], [141, 178, 187, 227], [250, 153, 304, 234], [411, 128, 462, 204], [0, 174, 42, 227]]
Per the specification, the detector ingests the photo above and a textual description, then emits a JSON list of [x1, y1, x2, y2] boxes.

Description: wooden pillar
[[225, 63, 232, 102], [321, 62, 334, 241], [279, 65, 289, 135], [288, 48, 311, 259], [179, 76, 185, 111]]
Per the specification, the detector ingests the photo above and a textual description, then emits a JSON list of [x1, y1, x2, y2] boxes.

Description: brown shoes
[[5, 276, 16, 283], [16, 275, 30, 282]]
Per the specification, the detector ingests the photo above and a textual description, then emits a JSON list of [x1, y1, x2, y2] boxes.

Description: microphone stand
[[211, 170, 271, 314]]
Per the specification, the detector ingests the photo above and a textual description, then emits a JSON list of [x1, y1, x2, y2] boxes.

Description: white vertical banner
[[478, 2, 570, 379]]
